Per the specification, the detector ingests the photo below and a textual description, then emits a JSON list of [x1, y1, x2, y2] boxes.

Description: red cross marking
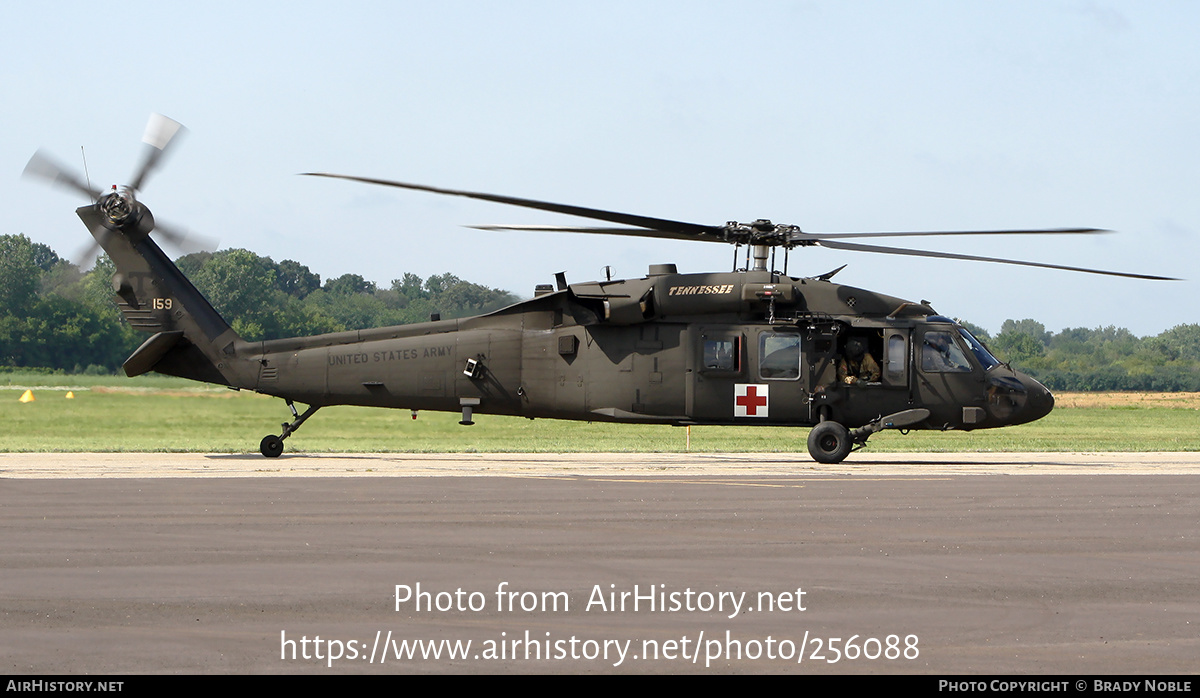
[[736, 386, 767, 415]]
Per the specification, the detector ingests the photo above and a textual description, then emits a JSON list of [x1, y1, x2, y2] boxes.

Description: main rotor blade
[[303, 172, 724, 239], [816, 239, 1180, 280], [23, 150, 101, 200], [471, 224, 1113, 245], [791, 227, 1110, 241], [129, 113, 186, 192], [302, 172, 1172, 279], [467, 224, 716, 243]]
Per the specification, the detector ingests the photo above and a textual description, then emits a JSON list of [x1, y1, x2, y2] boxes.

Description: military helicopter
[[24, 115, 1177, 463]]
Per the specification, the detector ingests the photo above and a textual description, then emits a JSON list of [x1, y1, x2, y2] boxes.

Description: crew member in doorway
[[837, 337, 881, 385]]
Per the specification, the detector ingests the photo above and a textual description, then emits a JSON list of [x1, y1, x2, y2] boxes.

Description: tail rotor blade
[[142, 112, 185, 151], [71, 238, 104, 270], [23, 150, 101, 201], [154, 220, 218, 256], [129, 113, 186, 192]]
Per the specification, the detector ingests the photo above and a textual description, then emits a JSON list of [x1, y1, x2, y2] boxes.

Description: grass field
[[3, 372, 1198, 453]]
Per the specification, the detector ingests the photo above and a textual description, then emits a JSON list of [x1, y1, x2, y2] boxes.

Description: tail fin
[[78, 204, 254, 387]]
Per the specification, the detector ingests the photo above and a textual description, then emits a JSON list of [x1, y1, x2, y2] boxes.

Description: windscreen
[[958, 328, 1002, 371]]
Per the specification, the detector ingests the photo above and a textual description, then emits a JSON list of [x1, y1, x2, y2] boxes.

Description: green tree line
[[959, 319, 1200, 391], [0, 235, 518, 373]]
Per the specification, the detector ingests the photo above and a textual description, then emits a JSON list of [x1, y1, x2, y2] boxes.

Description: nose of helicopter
[[1016, 372, 1055, 424], [985, 369, 1054, 426]]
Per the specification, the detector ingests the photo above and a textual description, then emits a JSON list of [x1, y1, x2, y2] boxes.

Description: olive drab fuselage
[[200, 265, 1053, 433]]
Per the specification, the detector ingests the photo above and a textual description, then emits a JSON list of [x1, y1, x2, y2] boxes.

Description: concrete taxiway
[[4, 450, 1200, 478], [2, 451, 1198, 674]]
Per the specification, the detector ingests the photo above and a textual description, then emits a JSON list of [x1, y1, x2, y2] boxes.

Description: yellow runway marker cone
[[65, 391, 75, 399], [19, 390, 35, 403]]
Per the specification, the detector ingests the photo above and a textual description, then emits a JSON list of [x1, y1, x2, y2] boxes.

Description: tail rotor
[[23, 113, 212, 265]]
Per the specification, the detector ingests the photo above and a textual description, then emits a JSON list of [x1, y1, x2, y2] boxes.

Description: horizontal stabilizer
[[123, 330, 185, 377]]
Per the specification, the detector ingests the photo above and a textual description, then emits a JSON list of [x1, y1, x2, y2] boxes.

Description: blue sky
[[7, 1, 1197, 336]]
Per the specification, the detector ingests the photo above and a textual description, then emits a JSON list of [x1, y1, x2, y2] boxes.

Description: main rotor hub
[[723, 219, 800, 247]]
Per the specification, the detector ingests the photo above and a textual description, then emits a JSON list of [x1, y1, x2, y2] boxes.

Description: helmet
[[846, 337, 866, 358]]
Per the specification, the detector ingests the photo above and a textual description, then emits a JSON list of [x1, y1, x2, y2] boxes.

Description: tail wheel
[[807, 421, 851, 464]]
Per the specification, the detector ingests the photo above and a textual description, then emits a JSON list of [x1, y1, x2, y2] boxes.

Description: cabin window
[[702, 337, 740, 373], [921, 331, 972, 373], [886, 333, 906, 381], [759, 332, 801, 380]]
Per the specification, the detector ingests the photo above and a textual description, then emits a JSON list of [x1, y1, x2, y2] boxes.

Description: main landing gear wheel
[[807, 421, 852, 464], [260, 434, 284, 458]]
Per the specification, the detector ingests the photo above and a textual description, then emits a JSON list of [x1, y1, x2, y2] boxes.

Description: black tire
[[807, 421, 851, 464], [260, 434, 284, 458]]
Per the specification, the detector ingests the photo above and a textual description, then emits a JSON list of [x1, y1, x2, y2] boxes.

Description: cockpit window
[[921, 331, 973, 373], [958, 328, 1001, 371]]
